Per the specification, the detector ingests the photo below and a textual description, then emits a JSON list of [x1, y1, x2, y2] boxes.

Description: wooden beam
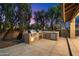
[[63, 3, 65, 22], [64, 4, 79, 22], [65, 4, 75, 11], [71, 5, 79, 19], [65, 6, 75, 14], [65, 13, 71, 20], [66, 5, 79, 20]]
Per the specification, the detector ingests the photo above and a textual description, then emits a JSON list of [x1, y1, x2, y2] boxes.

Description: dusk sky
[[31, 3, 60, 16], [31, 3, 79, 28], [30, 3, 60, 25], [31, 3, 79, 21]]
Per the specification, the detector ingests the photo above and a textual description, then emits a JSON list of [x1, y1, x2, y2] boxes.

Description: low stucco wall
[[3, 30, 20, 41], [0, 31, 6, 40]]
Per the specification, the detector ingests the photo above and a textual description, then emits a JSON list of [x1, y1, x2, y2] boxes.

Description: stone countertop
[[42, 31, 59, 33]]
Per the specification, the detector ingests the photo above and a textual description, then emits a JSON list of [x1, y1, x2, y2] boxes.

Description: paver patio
[[0, 37, 69, 56], [68, 37, 79, 56]]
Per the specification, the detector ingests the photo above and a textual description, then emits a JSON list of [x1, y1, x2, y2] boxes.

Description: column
[[70, 18, 75, 38]]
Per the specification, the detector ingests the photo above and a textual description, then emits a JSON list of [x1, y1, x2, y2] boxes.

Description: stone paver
[[68, 37, 79, 56], [51, 38, 69, 56], [0, 38, 69, 56]]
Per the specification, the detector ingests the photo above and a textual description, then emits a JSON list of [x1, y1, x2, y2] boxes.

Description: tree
[[34, 11, 42, 30], [47, 5, 63, 30], [0, 4, 6, 31], [19, 4, 32, 30], [4, 4, 13, 29], [1, 4, 32, 40], [34, 10, 47, 31]]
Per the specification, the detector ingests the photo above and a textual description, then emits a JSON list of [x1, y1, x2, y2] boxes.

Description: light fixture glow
[[31, 37, 34, 42]]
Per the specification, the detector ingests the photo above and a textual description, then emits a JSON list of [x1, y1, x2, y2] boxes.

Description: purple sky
[[31, 3, 60, 16], [30, 3, 60, 25], [30, 3, 79, 28]]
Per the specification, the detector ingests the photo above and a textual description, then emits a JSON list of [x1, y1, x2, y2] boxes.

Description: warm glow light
[[31, 37, 34, 42]]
